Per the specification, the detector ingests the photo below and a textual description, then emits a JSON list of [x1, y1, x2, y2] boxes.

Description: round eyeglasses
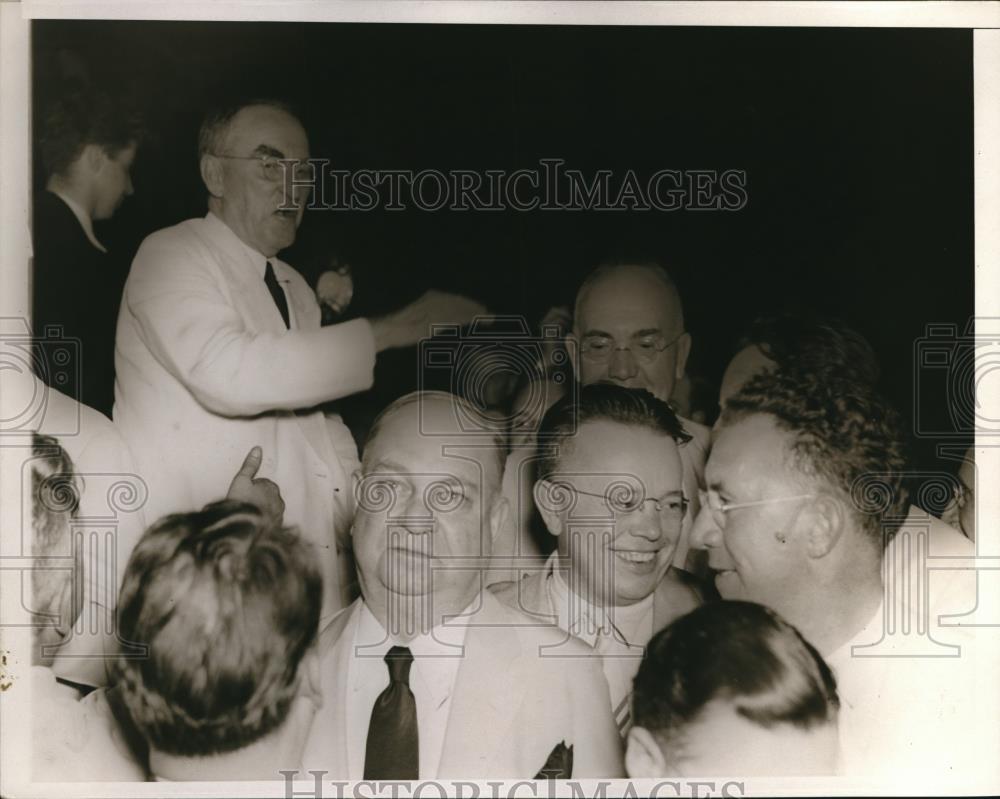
[[580, 330, 686, 364], [565, 483, 689, 525], [210, 152, 314, 184]]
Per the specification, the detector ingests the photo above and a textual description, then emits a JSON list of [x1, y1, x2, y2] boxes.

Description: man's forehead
[[366, 399, 494, 472], [709, 414, 791, 482], [228, 105, 309, 153], [576, 267, 679, 328]]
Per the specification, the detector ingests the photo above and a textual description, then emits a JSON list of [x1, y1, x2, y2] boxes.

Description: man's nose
[[621, 503, 663, 542], [395, 489, 434, 525], [607, 347, 639, 381], [689, 504, 723, 550]]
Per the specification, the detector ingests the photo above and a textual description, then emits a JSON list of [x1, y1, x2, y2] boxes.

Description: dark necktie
[[364, 646, 419, 780], [264, 261, 290, 328]]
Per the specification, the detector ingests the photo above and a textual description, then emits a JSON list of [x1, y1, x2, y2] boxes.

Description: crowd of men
[[21, 90, 989, 785]]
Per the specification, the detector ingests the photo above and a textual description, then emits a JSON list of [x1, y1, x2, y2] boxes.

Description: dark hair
[[738, 313, 880, 387], [536, 384, 692, 480], [722, 368, 909, 544], [197, 98, 298, 159], [633, 600, 839, 746], [39, 88, 144, 178], [115, 500, 322, 757], [30, 433, 80, 614]]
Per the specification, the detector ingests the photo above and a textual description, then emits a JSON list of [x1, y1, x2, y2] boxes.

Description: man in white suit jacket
[[301, 392, 624, 779], [114, 100, 482, 619]]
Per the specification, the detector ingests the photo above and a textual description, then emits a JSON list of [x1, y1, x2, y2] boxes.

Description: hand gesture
[[226, 446, 285, 527]]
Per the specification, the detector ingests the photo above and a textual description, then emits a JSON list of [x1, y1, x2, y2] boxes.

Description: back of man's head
[[738, 312, 880, 386], [30, 433, 81, 663], [629, 600, 839, 777], [39, 87, 143, 179], [535, 383, 691, 481], [115, 500, 321, 758], [722, 368, 909, 546]]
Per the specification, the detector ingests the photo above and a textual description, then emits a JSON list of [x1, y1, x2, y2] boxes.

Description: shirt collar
[[49, 189, 106, 253], [356, 600, 472, 709], [203, 211, 272, 279], [545, 551, 654, 648]]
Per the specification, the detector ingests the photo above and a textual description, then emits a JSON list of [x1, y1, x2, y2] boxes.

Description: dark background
[[32, 21, 974, 473]]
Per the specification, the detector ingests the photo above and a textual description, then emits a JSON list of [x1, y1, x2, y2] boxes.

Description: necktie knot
[[385, 646, 414, 685]]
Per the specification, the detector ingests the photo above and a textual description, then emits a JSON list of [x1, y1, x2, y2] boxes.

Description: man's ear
[[674, 331, 693, 382], [81, 143, 106, 176], [625, 726, 668, 779], [54, 577, 77, 640], [795, 494, 845, 559], [299, 645, 323, 710], [200, 153, 225, 198], [564, 332, 579, 378], [533, 479, 565, 539], [487, 493, 510, 549]]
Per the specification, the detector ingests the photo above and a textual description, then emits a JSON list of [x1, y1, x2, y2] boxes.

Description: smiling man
[[570, 261, 711, 574], [115, 99, 483, 620], [492, 384, 702, 737], [302, 391, 623, 779], [688, 368, 988, 779]]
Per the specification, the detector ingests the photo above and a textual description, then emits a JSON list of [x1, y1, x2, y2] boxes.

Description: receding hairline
[[362, 391, 506, 487], [573, 262, 685, 335], [198, 100, 303, 157]]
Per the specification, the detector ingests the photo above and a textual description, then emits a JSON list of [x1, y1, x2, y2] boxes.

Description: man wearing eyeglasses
[[688, 368, 989, 780], [569, 260, 711, 574], [114, 99, 484, 622], [492, 384, 702, 737]]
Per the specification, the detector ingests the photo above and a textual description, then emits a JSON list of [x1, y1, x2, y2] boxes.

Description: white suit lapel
[[307, 600, 362, 777], [437, 593, 526, 777]]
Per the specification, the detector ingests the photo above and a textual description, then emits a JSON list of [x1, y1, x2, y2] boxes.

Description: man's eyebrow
[[632, 328, 663, 338], [368, 458, 409, 474], [581, 328, 613, 338], [252, 144, 287, 159]]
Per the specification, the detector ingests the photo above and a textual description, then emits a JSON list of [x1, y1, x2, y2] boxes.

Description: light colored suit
[[491, 561, 702, 733], [114, 213, 376, 618], [303, 591, 625, 779]]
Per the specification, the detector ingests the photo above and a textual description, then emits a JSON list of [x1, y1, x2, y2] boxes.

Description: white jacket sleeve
[[124, 230, 376, 417]]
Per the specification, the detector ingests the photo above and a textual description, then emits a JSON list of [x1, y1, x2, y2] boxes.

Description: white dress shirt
[[545, 552, 652, 732], [825, 582, 994, 782], [346, 602, 471, 780]]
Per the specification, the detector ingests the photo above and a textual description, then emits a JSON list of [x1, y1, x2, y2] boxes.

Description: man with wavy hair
[[689, 368, 988, 780], [115, 500, 323, 780]]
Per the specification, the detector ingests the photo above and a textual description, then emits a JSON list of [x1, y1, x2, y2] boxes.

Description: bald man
[[302, 391, 623, 780], [488, 262, 711, 583]]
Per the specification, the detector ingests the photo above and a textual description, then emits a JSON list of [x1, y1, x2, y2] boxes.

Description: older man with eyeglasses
[[492, 384, 703, 738], [488, 260, 710, 587], [114, 98, 484, 621]]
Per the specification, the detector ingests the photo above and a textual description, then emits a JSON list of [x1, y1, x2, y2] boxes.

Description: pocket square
[[534, 740, 573, 779]]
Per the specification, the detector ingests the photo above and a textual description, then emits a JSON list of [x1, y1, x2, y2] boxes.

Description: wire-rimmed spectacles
[[699, 488, 815, 525], [209, 152, 314, 183], [564, 483, 689, 521], [580, 330, 686, 364]]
